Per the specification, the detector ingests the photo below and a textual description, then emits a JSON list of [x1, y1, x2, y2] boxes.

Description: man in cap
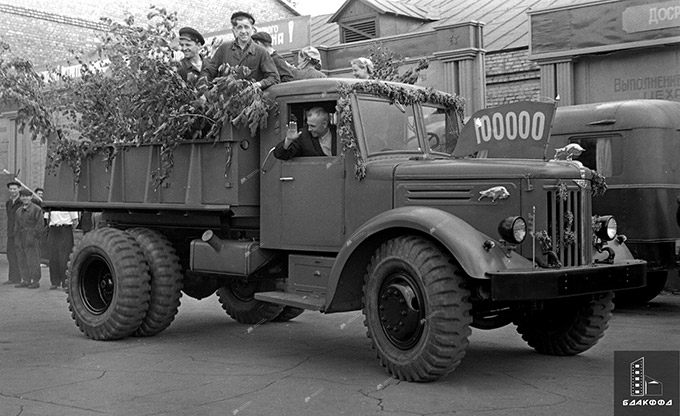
[[3, 181, 22, 285], [251, 31, 295, 83], [274, 106, 337, 159], [13, 188, 44, 289], [200, 11, 279, 89], [177, 27, 209, 84], [292, 46, 326, 80]]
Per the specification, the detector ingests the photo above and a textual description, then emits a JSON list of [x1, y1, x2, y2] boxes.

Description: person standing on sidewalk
[[46, 210, 78, 290], [3, 181, 23, 285], [14, 188, 44, 289]]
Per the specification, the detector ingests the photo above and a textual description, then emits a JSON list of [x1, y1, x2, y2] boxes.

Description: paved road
[[0, 258, 678, 416]]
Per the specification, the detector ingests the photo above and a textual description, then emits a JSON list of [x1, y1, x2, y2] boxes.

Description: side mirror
[[261, 147, 277, 174]]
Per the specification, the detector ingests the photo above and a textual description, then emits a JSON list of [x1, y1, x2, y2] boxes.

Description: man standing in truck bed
[[199, 11, 279, 89]]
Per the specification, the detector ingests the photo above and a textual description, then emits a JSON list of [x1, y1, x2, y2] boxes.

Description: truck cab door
[[277, 155, 345, 249]]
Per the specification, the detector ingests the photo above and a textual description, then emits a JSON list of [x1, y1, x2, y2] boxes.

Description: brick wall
[[485, 47, 541, 107], [0, 4, 103, 66]]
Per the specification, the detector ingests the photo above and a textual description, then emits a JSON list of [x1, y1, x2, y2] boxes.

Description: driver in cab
[[274, 107, 337, 160]]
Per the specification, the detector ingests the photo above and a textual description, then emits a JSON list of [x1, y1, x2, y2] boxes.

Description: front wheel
[[67, 228, 151, 340], [514, 292, 614, 355], [363, 236, 472, 382]]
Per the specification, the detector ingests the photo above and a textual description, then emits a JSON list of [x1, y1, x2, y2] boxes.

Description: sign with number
[[453, 101, 556, 158]]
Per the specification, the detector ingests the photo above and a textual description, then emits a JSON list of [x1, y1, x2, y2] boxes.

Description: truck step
[[254, 292, 326, 311]]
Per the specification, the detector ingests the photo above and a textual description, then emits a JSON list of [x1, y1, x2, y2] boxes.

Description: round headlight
[[595, 215, 617, 241], [498, 216, 527, 244]]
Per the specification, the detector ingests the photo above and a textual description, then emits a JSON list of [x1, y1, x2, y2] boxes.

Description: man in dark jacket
[[14, 188, 44, 289], [3, 181, 22, 285], [251, 31, 295, 82], [274, 107, 337, 159], [200, 11, 279, 89], [177, 27, 209, 84]]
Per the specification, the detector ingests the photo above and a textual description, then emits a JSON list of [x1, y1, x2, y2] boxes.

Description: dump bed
[[43, 124, 260, 215]]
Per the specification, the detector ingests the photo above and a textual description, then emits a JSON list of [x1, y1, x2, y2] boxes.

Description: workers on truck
[[199, 11, 279, 89]]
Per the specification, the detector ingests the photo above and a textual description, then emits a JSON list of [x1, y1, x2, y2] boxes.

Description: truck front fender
[[324, 206, 533, 313]]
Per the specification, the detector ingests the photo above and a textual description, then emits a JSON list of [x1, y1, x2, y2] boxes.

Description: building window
[[341, 18, 377, 43]]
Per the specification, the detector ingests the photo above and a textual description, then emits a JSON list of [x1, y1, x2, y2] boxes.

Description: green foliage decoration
[[591, 170, 608, 197], [368, 43, 429, 85], [336, 80, 465, 180], [1, 6, 274, 186]]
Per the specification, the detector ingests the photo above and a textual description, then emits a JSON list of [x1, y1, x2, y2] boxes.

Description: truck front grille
[[546, 186, 588, 267]]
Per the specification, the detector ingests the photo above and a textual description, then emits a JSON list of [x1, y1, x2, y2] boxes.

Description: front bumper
[[488, 260, 647, 301]]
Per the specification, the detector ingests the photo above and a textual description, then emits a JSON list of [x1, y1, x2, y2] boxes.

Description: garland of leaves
[[336, 80, 465, 180]]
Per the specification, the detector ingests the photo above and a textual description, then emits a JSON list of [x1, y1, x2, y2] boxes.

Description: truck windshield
[[422, 104, 460, 155], [356, 97, 420, 156]]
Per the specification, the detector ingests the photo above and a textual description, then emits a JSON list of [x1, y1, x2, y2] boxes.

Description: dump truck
[[44, 79, 646, 382]]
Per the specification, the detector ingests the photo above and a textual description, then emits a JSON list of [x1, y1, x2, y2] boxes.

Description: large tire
[[514, 291, 614, 355], [363, 236, 472, 382], [67, 228, 151, 340], [216, 280, 284, 324], [126, 228, 183, 337], [613, 270, 667, 305], [272, 306, 305, 322]]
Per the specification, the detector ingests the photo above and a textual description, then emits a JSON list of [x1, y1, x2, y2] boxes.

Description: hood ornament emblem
[[478, 186, 510, 202]]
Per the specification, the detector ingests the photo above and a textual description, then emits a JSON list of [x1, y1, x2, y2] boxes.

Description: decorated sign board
[[453, 101, 556, 159], [204, 15, 311, 55]]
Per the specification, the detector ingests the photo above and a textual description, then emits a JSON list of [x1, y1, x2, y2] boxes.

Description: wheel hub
[[378, 277, 424, 349], [80, 256, 115, 315]]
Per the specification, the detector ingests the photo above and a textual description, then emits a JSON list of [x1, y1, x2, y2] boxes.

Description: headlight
[[498, 216, 527, 244], [595, 215, 617, 241]]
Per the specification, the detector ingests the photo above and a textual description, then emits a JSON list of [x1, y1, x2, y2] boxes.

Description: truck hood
[[393, 158, 589, 180]]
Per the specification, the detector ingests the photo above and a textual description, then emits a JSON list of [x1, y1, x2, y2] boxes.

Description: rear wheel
[[126, 228, 183, 337], [514, 292, 614, 355], [216, 280, 284, 324], [363, 236, 472, 382], [67, 228, 151, 340]]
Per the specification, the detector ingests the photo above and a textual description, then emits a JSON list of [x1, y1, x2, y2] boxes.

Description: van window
[[569, 136, 622, 177]]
